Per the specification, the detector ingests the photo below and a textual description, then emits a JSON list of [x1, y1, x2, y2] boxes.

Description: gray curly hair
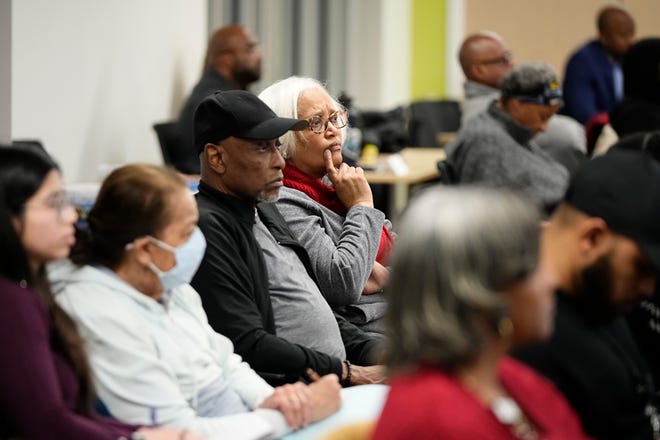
[[500, 61, 560, 104], [383, 186, 542, 372]]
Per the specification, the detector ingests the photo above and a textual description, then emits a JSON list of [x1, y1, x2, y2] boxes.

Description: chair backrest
[[12, 139, 45, 151], [359, 106, 409, 153], [584, 112, 609, 157], [436, 159, 457, 184], [152, 121, 181, 166], [408, 100, 462, 147]]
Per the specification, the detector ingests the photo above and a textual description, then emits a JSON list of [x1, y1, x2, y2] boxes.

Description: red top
[[372, 357, 591, 440]]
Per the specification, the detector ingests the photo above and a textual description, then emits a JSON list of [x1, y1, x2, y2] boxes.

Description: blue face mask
[[146, 226, 207, 292]]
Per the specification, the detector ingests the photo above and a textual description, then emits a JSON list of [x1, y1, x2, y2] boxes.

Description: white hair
[[259, 76, 345, 159]]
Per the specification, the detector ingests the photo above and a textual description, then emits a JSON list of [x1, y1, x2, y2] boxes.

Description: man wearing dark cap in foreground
[[514, 150, 660, 440], [445, 62, 569, 211], [190, 90, 384, 387]]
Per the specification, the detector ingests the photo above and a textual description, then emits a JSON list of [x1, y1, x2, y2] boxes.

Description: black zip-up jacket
[[192, 181, 378, 385]]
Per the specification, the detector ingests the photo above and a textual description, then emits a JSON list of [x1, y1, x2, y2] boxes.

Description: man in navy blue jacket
[[562, 5, 635, 124]]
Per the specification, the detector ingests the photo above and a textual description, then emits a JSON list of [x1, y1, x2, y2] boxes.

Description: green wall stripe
[[411, 0, 446, 100]]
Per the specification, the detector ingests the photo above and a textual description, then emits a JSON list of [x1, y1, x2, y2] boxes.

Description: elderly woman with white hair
[[259, 77, 392, 335], [372, 187, 590, 439]]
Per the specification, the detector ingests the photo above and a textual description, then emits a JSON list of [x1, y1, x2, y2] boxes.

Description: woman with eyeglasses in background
[[259, 77, 392, 336], [0, 146, 189, 439]]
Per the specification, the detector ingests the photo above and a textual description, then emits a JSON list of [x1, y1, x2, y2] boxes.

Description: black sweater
[[192, 181, 378, 385], [514, 291, 657, 440]]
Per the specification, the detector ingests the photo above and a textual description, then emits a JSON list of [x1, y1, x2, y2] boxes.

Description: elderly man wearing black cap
[[514, 150, 660, 440], [190, 90, 384, 388], [445, 62, 569, 212]]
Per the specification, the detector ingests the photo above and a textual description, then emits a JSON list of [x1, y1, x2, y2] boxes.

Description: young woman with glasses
[[0, 146, 190, 440]]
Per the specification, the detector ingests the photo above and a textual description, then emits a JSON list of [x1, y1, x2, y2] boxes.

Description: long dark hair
[[0, 146, 94, 412]]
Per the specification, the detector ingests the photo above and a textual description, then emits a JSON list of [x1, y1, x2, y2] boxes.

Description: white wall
[[1, 0, 10, 144], [445, 0, 465, 99], [208, 0, 411, 109], [10, 0, 415, 181], [380, 0, 411, 109], [346, 0, 411, 110], [11, 0, 207, 182]]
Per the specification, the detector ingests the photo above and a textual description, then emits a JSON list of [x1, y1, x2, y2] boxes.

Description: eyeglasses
[[307, 110, 348, 134], [125, 234, 177, 252], [479, 51, 513, 66], [24, 190, 75, 221]]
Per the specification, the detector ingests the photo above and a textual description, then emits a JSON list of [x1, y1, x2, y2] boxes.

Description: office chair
[[12, 139, 45, 151], [152, 121, 180, 166], [153, 121, 201, 174], [584, 112, 609, 156], [436, 159, 457, 184], [408, 100, 461, 147]]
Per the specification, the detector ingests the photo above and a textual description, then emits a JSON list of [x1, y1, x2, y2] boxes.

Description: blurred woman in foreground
[[372, 187, 590, 439]]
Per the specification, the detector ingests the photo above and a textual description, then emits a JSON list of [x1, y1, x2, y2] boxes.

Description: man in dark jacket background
[[175, 25, 262, 174]]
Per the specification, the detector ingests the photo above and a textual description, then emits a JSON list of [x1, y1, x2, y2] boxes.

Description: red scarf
[[283, 163, 393, 265]]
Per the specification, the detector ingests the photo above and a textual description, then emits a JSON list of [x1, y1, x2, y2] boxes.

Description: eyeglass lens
[[309, 111, 348, 134], [47, 191, 75, 220]]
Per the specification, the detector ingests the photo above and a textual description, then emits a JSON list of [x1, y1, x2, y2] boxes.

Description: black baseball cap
[[193, 90, 308, 153], [564, 150, 660, 271]]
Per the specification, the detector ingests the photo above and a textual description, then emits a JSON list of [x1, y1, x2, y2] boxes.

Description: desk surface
[[281, 384, 388, 440], [362, 147, 446, 184]]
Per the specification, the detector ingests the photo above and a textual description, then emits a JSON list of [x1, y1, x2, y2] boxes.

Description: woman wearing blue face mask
[[124, 223, 207, 293], [49, 164, 341, 440]]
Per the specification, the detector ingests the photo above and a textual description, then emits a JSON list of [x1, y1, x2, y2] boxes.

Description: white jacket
[[49, 261, 288, 440]]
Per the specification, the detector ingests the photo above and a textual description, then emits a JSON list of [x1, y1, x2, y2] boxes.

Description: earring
[[498, 317, 514, 339]]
